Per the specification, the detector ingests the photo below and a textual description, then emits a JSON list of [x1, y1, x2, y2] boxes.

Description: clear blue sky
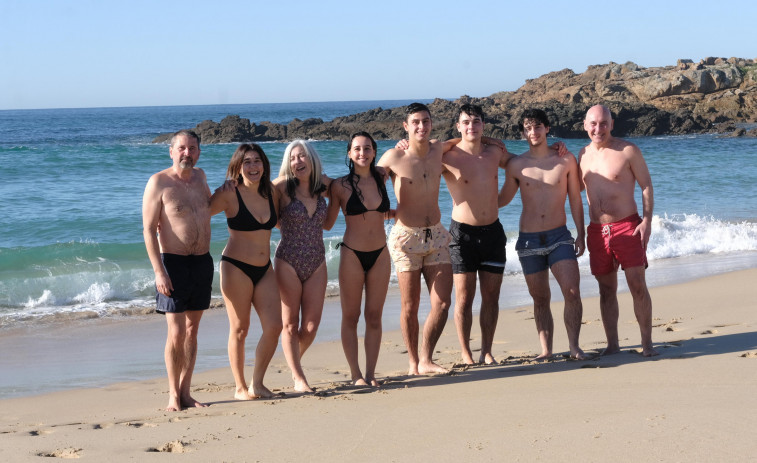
[[2, 0, 755, 110]]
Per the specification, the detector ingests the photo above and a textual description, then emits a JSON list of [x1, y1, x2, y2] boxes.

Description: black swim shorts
[[449, 219, 506, 274], [155, 253, 214, 314]]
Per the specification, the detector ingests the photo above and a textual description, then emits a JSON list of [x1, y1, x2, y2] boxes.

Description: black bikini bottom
[[221, 255, 270, 286], [337, 243, 386, 273]]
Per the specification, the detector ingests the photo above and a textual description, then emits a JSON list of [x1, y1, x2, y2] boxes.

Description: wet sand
[[1, 269, 756, 461]]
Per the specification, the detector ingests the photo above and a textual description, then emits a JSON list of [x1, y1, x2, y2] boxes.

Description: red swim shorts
[[586, 214, 648, 275]]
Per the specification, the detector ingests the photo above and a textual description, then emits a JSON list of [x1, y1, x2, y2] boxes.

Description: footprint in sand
[[123, 422, 157, 428], [740, 352, 757, 358], [700, 329, 719, 335], [91, 423, 113, 430], [37, 447, 82, 459], [29, 429, 53, 436], [147, 440, 190, 453]]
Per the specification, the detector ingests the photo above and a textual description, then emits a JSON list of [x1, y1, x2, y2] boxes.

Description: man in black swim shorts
[[442, 104, 515, 365], [142, 130, 214, 411]]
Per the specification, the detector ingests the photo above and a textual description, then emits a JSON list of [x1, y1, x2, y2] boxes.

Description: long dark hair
[[226, 143, 272, 199], [343, 132, 386, 204]]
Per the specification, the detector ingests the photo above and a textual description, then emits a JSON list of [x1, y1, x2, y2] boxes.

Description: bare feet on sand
[[293, 377, 314, 393], [601, 344, 621, 356], [181, 395, 206, 408], [165, 396, 182, 412], [479, 353, 497, 365], [418, 360, 449, 375], [166, 395, 206, 411], [570, 348, 588, 360], [535, 351, 553, 361], [461, 351, 476, 365], [249, 384, 276, 399], [234, 388, 255, 401], [642, 345, 660, 357], [352, 378, 369, 387]]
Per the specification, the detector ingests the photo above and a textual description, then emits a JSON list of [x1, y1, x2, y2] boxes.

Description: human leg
[[550, 259, 586, 359], [164, 312, 186, 411], [275, 258, 310, 392], [523, 270, 553, 359], [452, 272, 477, 365], [299, 262, 327, 356], [179, 309, 205, 408], [397, 269, 422, 375], [250, 267, 283, 397], [419, 263, 452, 374], [220, 259, 254, 400], [339, 247, 368, 385], [478, 270, 503, 364], [363, 249, 391, 386], [624, 266, 658, 357], [595, 271, 620, 355]]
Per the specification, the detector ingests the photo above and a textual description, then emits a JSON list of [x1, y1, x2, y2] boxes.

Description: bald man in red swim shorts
[[578, 105, 658, 357]]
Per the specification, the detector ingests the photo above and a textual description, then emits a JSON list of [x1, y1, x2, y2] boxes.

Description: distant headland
[[153, 56, 757, 143]]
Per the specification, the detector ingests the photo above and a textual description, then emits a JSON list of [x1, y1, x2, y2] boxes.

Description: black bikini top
[[344, 182, 390, 216], [227, 187, 277, 231]]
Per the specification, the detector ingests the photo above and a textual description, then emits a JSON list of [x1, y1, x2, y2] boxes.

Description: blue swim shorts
[[515, 226, 576, 275]]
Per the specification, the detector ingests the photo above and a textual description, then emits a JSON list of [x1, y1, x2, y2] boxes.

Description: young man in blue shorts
[[499, 110, 587, 360]]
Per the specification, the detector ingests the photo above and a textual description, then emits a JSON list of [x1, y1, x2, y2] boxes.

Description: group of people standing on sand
[[143, 102, 657, 411]]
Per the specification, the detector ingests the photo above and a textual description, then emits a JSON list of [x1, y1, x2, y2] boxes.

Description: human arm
[[565, 156, 585, 257], [376, 149, 396, 180], [209, 184, 230, 216], [481, 136, 508, 154], [323, 179, 342, 231], [497, 161, 520, 208], [550, 140, 569, 157], [374, 165, 389, 183], [441, 138, 461, 153], [576, 149, 586, 192], [142, 175, 173, 296], [321, 173, 333, 189], [629, 146, 654, 249], [215, 178, 237, 195], [272, 177, 287, 229]]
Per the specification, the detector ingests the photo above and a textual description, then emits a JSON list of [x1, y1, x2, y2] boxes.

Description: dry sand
[[2, 269, 756, 462]]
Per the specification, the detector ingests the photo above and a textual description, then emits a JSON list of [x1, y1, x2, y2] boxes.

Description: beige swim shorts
[[388, 222, 452, 272]]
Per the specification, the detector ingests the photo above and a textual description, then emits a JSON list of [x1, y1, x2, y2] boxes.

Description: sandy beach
[[2, 268, 756, 462]]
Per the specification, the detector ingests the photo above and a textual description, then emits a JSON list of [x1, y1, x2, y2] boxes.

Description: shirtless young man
[[499, 109, 587, 360], [442, 104, 514, 365], [578, 104, 658, 357], [142, 130, 213, 410], [377, 103, 453, 375]]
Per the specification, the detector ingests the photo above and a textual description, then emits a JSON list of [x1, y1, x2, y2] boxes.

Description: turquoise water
[[1, 103, 757, 327]]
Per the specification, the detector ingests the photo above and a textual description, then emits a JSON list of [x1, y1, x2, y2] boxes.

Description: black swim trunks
[[449, 219, 506, 274], [156, 253, 214, 314]]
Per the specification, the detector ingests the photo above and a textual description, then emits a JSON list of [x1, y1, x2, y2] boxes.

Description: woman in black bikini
[[210, 144, 282, 400], [325, 132, 392, 386]]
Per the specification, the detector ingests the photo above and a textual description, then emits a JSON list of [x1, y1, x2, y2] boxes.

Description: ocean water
[[2, 101, 757, 399], [2, 103, 757, 328]]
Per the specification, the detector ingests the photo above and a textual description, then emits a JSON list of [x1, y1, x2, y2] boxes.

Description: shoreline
[[2, 251, 757, 400], [2, 268, 756, 460]]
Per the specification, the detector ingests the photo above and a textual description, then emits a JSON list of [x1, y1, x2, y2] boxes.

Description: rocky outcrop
[[153, 57, 757, 143]]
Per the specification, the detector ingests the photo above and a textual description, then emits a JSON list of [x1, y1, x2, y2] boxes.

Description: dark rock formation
[[153, 57, 757, 143]]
